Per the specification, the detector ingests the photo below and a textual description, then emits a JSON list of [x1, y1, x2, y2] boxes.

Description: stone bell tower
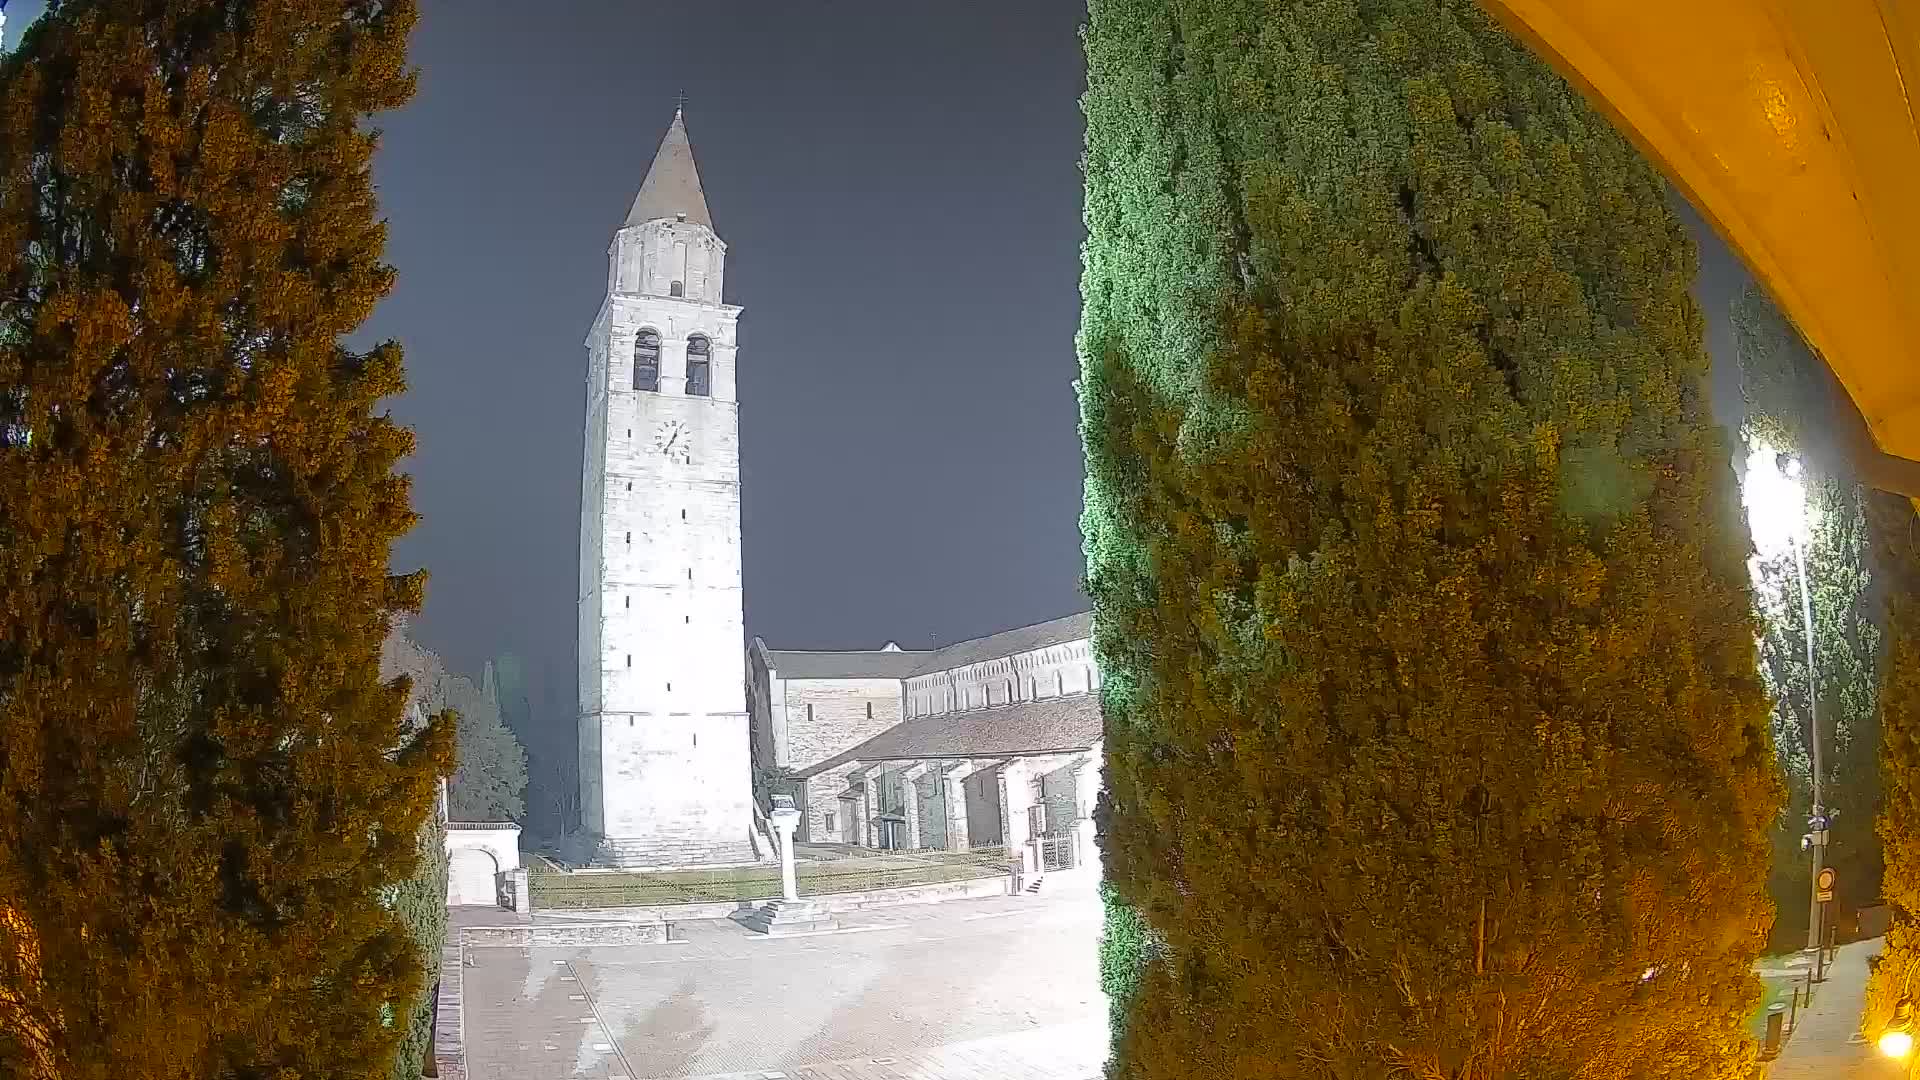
[[577, 108, 754, 867]]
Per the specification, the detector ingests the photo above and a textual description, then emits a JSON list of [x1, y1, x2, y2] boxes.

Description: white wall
[[446, 825, 520, 906]]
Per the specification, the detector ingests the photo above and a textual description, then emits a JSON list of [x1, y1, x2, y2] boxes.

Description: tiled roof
[[912, 612, 1092, 676], [764, 649, 931, 680], [796, 692, 1102, 777], [764, 611, 1093, 683]]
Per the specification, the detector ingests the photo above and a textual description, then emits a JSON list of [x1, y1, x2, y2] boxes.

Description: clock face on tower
[[652, 420, 692, 464]]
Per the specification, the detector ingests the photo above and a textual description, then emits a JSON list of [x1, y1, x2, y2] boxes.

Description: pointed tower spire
[[625, 106, 713, 229]]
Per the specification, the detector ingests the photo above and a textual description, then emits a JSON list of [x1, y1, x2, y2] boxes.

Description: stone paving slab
[[462, 891, 1107, 1080]]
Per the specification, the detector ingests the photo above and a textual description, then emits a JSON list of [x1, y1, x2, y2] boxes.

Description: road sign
[[1817, 866, 1837, 902]]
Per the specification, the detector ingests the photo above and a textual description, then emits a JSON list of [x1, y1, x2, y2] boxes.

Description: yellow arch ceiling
[[1477, 0, 1920, 495]]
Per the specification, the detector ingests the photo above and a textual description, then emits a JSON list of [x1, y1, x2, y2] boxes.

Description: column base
[[738, 899, 837, 936]]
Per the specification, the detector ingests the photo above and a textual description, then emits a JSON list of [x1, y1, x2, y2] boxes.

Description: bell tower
[[578, 108, 754, 867]]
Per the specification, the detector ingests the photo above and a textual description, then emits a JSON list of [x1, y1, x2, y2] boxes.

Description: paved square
[[463, 889, 1108, 1080]]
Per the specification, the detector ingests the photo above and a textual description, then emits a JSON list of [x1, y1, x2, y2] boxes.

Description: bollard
[[1763, 1003, 1787, 1057]]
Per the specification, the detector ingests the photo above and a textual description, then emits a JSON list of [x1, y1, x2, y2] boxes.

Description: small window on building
[[625, 532, 631, 544], [633, 329, 660, 392], [686, 335, 712, 397], [624, 595, 630, 609], [625, 655, 631, 667], [670, 280, 684, 297], [824, 810, 837, 835], [806, 704, 814, 724], [866, 701, 873, 720]]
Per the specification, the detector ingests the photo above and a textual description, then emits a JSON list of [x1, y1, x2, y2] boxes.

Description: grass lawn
[[530, 847, 1013, 908], [1748, 967, 1814, 1040]]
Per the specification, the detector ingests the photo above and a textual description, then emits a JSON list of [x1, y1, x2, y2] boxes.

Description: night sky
[[1, 1, 1754, 787]]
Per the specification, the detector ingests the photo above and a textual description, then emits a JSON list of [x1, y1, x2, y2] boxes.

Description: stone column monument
[[773, 800, 801, 902], [740, 796, 836, 935]]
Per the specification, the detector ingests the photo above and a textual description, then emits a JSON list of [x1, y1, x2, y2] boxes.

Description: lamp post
[[1774, 454, 1830, 954]]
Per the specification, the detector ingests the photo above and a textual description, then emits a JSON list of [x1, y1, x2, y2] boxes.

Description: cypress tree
[[1867, 493, 1920, 1034], [1077, 0, 1779, 1075], [0, 3, 450, 1077]]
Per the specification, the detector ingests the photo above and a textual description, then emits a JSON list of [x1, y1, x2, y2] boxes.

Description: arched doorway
[[447, 847, 500, 907]]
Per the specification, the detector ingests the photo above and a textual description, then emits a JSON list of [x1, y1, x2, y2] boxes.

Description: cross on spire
[[676, 89, 687, 116]]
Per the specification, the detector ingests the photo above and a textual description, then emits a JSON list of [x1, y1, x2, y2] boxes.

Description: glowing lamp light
[[1882, 997, 1916, 1059], [1741, 443, 1809, 559]]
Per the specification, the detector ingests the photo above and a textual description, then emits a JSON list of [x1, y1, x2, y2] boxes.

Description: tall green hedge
[[1866, 493, 1920, 1036], [1077, 1, 1779, 1075], [385, 813, 449, 1080]]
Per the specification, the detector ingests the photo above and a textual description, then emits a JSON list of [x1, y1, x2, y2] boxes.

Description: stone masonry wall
[[782, 678, 902, 840]]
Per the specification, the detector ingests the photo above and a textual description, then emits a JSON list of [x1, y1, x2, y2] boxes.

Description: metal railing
[[530, 845, 1010, 909]]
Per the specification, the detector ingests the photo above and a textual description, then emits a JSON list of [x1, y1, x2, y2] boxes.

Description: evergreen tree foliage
[[1732, 284, 1883, 949], [382, 780, 448, 1080], [1865, 492, 1920, 1035], [0, 3, 451, 1076], [380, 622, 527, 821], [429, 670, 526, 822], [1077, 1, 1778, 1075]]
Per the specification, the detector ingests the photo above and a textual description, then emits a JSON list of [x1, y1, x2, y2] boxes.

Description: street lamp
[[1742, 444, 1828, 953], [1881, 999, 1914, 1059]]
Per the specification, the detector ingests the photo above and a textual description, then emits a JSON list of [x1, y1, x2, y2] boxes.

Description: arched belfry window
[[633, 329, 660, 392], [685, 335, 712, 397]]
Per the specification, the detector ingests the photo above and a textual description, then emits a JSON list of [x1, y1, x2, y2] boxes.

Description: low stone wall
[[459, 920, 668, 947]]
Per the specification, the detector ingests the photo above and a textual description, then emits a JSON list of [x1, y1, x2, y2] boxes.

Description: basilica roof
[[795, 691, 1102, 777], [762, 648, 930, 681], [762, 610, 1093, 683]]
